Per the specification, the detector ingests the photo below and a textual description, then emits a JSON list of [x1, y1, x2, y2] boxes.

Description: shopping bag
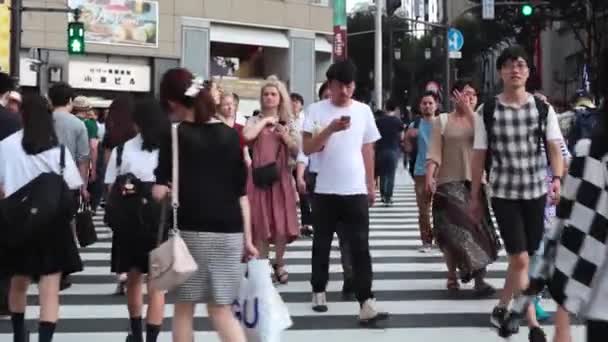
[[232, 259, 292, 342]]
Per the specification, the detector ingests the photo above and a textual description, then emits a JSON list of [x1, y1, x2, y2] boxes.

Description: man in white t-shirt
[[303, 60, 388, 326]]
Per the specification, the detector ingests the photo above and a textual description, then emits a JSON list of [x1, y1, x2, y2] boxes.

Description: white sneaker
[[418, 244, 432, 253], [312, 292, 328, 312], [359, 298, 389, 326]]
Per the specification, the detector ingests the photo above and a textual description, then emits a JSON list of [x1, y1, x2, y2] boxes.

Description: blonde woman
[[243, 77, 300, 284]]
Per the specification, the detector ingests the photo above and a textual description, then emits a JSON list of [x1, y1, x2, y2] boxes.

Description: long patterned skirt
[[432, 181, 501, 282]]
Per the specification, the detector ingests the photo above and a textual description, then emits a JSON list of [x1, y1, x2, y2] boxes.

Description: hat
[[72, 95, 91, 111], [8, 91, 22, 103], [574, 97, 596, 109]]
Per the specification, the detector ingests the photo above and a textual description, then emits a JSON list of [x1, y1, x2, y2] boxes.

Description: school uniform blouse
[[104, 134, 159, 184], [0, 131, 83, 197]]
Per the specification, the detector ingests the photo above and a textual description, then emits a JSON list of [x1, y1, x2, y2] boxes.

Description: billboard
[[68, 0, 158, 48], [0, 0, 10, 73]]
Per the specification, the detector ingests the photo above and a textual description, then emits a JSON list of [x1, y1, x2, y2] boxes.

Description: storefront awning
[[315, 36, 332, 53], [210, 24, 289, 49]]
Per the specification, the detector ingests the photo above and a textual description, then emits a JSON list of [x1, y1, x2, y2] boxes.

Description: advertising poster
[[0, 0, 10, 73], [68, 0, 158, 48]]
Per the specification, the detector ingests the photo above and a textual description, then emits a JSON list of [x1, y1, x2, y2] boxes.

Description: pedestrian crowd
[[0, 44, 606, 342]]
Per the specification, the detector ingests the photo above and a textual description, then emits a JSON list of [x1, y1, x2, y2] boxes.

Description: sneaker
[[529, 326, 547, 342], [312, 292, 328, 313], [533, 297, 551, 322], [418, 244, 432, 253], [359, 299, 389, 326], [490, 306, 508, 328]]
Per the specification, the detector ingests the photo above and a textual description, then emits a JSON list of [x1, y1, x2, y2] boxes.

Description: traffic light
[[521, 4, 534, 17], [386, 0, 401, 16], [67, 21, 85, 55]]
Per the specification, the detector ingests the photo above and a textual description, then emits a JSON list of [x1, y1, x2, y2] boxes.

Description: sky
[[347, 0, 368, 12]]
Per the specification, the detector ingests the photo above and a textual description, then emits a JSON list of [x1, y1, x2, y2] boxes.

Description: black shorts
[[491, 195, 546, 256]]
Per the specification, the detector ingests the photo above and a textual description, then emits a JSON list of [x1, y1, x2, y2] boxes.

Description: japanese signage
[[0, 0, 10, 73], [68, 0, 158, 48], [332, 0, 347, 60], [68, 61, 151, 92]]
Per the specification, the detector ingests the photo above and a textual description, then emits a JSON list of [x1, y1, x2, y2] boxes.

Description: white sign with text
[[68, 61, 151, 92]]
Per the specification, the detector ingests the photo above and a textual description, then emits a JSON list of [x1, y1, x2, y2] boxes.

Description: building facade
[[19, 0, 333, 109]]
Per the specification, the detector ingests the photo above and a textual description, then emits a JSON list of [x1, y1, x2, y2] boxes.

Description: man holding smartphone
[[303, 60, 388, 326]]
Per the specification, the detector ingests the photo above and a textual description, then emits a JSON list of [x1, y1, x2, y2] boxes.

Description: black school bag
[[482, 96, 550, 180], [104, 145, 161, 238], [0, 145, 76, 248], [405, 117, 422, 177]]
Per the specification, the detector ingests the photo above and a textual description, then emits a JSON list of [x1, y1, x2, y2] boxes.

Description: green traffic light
[[521, 4, 534, 16], [67, 22, 85, 55]]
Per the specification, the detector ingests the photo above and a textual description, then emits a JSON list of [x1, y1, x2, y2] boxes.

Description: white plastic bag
[[232, 259, 292, 342]]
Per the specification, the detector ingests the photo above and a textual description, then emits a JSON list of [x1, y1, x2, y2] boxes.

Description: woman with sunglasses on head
[[153, 68, 257, 342], [242, 76, 300, 284]]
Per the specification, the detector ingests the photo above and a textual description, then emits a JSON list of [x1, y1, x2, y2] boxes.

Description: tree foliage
[[466, 0, 608, 94]]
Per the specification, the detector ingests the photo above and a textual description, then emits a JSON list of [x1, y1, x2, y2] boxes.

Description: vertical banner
[[0, 0, 10, 74], [333, 0, 347, 60]]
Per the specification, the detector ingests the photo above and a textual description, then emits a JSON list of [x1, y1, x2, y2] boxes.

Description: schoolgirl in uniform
[[104, 99, 169, 342], [0, 94, 83, 342]]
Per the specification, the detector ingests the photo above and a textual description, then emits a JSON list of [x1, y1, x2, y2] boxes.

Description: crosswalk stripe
[[0, 181, 578, 341]]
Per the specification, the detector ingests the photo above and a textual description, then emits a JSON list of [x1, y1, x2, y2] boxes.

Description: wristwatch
[[552, 175, 562, 183]]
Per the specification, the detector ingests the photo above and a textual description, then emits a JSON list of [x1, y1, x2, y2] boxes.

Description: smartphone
[[340, 115, 351, 123]]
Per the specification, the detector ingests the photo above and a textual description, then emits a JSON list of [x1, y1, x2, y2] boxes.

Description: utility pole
[[374, 0, 383, 110], [9, 0, 22, 81], [9, 2, 81, 82], [442, 0, 450, 111], [388, 17, 393, 98]]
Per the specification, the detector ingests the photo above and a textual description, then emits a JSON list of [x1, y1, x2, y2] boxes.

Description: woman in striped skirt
[[153, 68, 258, 342]]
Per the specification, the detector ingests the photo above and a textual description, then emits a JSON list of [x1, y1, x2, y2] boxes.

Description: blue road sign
[[448, 28, 464, 52]]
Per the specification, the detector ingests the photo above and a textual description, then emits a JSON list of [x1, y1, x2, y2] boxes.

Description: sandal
[[447, 276, 460, 292], [273, 264, 289, 285]]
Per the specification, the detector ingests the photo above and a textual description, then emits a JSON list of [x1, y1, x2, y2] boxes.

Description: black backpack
[[567, 107, 600, 152], [405, 117, 422, 177], [482, 96, 549, 178], [0, 145, 76, 248], [104, 145, 161, 237]]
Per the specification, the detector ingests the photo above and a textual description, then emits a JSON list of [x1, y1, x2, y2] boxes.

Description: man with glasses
[[469, 46, 564, 342]]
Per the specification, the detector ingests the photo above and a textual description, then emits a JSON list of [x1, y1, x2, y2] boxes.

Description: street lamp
[[425, 48, 431, 60], [394, 48, 401, 61]]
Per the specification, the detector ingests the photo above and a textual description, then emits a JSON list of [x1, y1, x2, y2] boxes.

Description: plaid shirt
[[489, 98, 548, 199]]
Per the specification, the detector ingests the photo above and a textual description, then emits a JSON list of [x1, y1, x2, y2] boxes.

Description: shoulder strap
[[116, 144, 124, 168], [482, 97, 497, 177], [59, 145, 65, 176], [170, 123, 180, 232], [414, 117, 421, 129], [534, 96, 550, 154]]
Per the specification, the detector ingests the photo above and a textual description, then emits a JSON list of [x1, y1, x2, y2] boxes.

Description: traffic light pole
[[9, 2, 80, 82]]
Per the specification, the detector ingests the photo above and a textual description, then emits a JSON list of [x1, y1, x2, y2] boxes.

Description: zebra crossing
[[0, 184, 585, 342]]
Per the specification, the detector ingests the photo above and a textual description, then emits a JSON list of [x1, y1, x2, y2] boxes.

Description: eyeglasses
[[502, 62, 528, 71]]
